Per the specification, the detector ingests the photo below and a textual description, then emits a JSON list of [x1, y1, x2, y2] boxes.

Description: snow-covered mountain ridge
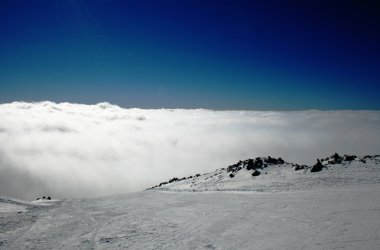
[[149, 153, 380, 192]]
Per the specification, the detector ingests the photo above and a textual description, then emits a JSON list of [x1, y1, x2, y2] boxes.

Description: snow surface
[[152, 155, 380, 192], [1, 155, 380, 249]]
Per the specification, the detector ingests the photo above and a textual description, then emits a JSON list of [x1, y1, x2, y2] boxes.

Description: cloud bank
[[1, 101, 379, 200]]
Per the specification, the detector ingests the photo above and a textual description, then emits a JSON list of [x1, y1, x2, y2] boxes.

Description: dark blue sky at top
[[0, 0, 379, 110]]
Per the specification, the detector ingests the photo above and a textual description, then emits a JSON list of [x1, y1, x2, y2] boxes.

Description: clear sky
[[0, 0, 379, 110]]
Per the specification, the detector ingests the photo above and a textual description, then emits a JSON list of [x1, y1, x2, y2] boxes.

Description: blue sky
[[0, 0, 379, 109]]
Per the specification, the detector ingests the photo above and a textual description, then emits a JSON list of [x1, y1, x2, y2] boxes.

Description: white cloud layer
[[1, 101, 380, 200]]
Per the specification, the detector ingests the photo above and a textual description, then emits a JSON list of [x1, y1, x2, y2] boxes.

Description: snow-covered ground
[[152, 155, 380, 192], [1, 186, 380, 249], [1, 155, 380, 249]]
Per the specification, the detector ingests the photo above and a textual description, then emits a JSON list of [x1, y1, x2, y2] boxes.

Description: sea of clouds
[[1, 101, 380, 200]]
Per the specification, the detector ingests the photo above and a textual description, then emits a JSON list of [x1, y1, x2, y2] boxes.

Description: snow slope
[[0, 196, 28, 213], [1, 186, 380, 249], [150, 154, 380, 192], [1, 154, 380, 249]]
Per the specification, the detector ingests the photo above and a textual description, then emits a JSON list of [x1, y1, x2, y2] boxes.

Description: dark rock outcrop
[[36, 196, 52, 201], [325, 153, 358, 164], [344, 155, 357, 161], [311, 159, 324, 172], [252, 170, 261, 176], [294, 164, 305, 171], [227, 161, 243, 173], [246, 159, 255, 170], [264, 156, 285, 165]]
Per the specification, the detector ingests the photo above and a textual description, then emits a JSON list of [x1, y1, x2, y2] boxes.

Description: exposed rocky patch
[[311, 159, 324, 172], [227, 156, 285, 173], [150, 174, 201, 189], [293, 164, 307, 171], [252, 170, 261, 176], [36, 196, 51, 201], [321, 153, 359, 165]]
